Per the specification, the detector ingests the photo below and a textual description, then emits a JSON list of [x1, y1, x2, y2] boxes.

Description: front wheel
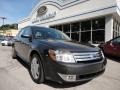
[[29, 54, 44, 84]]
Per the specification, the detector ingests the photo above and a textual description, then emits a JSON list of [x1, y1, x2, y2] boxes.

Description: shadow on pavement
[[16, 57, 30, 69], [105, 55, 120, 63], [44, 80, 91, 88]]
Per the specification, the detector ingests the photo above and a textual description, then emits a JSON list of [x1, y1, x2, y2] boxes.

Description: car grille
[[73, 52, 103, 63]]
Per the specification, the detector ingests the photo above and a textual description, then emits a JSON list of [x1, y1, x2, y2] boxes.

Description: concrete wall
[[4, 29, 18, 36], [105, 15, 113, 42], [31, 0, 116, 26], [18, 0, 120, 43], [18, 0, 117, 29], [117, 0, 120, 8], [18, 18, 30, 30], [116, 0, 120, 16]]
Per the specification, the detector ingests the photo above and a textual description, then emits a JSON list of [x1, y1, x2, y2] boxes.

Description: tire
[[12, 46, 17, 59], [1, 44, 4, 46], [29, 54, 44, 84]]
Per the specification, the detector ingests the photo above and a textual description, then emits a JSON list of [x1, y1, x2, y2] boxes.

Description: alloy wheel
[[31, 57, 40, 79]]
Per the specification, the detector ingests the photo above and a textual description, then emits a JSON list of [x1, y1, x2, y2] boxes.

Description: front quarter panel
[[28, 40, 53, 63]]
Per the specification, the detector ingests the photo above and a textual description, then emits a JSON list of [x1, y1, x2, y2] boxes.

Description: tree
[[0, 23, 18, 30]]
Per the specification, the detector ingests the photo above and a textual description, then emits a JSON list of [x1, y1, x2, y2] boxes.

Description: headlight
[[48, 49, 76, 63], [101, 50, 105, 59], [96, 46, 105, 59]]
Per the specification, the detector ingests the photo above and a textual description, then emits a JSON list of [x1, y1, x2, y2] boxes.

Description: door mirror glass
[[21, 34, 32, 38]]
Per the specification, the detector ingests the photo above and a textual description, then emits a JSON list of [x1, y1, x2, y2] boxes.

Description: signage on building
[[32, 6, 56, 24], [37, 6, 48, 16], [32, 12, 56, 24]]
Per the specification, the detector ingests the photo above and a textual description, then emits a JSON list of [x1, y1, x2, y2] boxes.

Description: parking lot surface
[[0, 45, 120, 90]]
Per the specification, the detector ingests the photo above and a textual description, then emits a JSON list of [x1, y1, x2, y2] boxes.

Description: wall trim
[[30, 0, 89, 16], [34, 5, 117, 25]]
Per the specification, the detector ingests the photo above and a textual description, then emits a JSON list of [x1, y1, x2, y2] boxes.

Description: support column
[[105, 15, 113, 42]]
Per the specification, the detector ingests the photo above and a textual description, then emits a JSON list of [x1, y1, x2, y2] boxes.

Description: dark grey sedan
[[12, 26, 107, 84]]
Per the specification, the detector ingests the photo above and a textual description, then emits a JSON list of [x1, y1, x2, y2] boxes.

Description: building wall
[[105, 15, 113, 42], [30, 0, 116, 26], [0, 30, 3, 34], [5, 29, 18, 36], [18, 18, 30, 30], [18, 0, 120, 44], [113, 13, 120, 38], [18, 0, 117, 29], [117, 0, 120, 8]]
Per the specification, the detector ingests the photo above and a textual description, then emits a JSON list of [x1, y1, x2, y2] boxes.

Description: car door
[[110, 37, 120, 56], [20, 27, 32, 62], [14, 29, 25, 57], [104, 37, 120, 56]]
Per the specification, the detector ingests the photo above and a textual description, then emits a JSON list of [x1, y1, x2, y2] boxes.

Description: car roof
[[22, 26, 49, 29], [107, 36, 120, 42], [21, 26, 58, 32]]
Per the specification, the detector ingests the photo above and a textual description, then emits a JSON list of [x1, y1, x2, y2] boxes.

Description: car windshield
[[5, 36, 13, 41], [32, 27, 71, 41]]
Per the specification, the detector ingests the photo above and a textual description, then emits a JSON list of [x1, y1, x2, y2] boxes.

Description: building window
[[81, 31, 91, 43], [113, 19, 120, 38], [50, 17, 105, 44], [81, 20, 91, 43], [92, 18, 105, 30], [92, 30, 105, 44], [56, 25, 62, 31], [63, 24, 70, 37], [81, 20, 91, 31], [50, 26, 55, 28], [92, 18, 105, 44], [71, 22, 80, 41]]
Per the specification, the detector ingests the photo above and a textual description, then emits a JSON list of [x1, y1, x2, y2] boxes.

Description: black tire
[[1, 44, 4, 46], [12, 46, 17, 59], [29, 54, 44, 84]]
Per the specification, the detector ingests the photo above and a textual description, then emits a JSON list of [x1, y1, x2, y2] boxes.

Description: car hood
[[37, 39, 100, 52], [1, 40, 8, 43]]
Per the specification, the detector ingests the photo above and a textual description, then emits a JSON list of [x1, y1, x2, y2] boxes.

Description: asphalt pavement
[[0, 45, 120, 90]]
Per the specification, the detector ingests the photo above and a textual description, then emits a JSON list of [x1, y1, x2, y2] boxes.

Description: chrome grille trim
[[73, 52, 102, 62]]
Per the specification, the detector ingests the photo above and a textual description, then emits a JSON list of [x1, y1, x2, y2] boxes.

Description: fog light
[[58, 73, 76, 82]]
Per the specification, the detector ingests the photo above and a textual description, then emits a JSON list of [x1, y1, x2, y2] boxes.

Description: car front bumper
[[1, 42, 12, 46], [44, 58, 107, 83], [7, 42, 13, 46]]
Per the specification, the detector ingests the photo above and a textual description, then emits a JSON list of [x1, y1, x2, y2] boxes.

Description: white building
[[18, 0, 120, 44]]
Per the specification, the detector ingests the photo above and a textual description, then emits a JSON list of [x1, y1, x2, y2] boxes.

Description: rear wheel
[[12, 46, 17, 59], [1, 43, 5, 46], [29, 54, 44, 84]]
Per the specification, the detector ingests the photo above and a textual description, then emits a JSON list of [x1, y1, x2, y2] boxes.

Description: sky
[[0, 0, 40, 26]]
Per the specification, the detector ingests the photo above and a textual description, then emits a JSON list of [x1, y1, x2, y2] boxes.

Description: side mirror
[[21, 34, 32, 38], [21, 34, 32, 42]]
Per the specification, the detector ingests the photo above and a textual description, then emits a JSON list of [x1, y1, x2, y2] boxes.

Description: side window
[[113, 37, 120, 44], [34, 29, 45, 39], [116, 37, 120, 43], [16, 29, 24, 38], [35, 31, 42, 38], [21, 27, 32, 37]]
